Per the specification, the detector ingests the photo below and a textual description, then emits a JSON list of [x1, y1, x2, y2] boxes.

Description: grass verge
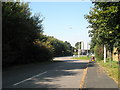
[[97, 60, 118, 84], [72, 56, 92, 60]]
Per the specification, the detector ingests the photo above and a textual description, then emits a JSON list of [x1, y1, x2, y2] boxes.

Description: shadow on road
[[87, 62, 96, 67], [3, 59, 91, 88], [16, 60, 88, 88]]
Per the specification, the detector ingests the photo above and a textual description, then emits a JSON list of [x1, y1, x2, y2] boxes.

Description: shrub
[[94, 44, 104, 60]]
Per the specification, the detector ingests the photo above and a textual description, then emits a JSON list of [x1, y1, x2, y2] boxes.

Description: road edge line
[[80, 63, 89, 89]]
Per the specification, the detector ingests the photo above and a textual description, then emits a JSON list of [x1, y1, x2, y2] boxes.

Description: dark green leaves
[[85, 2, 120, 51]]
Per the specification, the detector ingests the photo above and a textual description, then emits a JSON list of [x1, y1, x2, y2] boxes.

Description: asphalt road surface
[[3, 56, 89, 88]]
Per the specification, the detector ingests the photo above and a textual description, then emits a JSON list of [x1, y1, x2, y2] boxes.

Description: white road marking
[[13, 66, 63, 86], [13, 65, 63, 86], [13, 71, 47, 86]]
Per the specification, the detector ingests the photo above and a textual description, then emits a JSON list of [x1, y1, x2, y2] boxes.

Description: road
[[3, 56, 89, 88]]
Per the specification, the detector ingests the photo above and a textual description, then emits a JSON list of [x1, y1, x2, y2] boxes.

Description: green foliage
[[73, 52, 78, 55], [2, 2, 73, 68], [75, 42, 81, 49], [94, 44, 104, 60], [97, 60, 118, 83], [2, 2, 50, 67], [89, 38, 97, 53], [40, 35, 73, 57], [85, 2, 120, 59]]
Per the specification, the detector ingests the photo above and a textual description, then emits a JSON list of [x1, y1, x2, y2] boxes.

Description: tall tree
[[75, 42, 81, 49], [85, 2, 120, 61], [2, 2, 49, 67]]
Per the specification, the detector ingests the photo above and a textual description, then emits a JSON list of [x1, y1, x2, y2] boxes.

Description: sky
[[29, 2, 93, 49]]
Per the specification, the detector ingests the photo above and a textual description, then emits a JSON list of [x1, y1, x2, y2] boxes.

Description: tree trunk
[[118, 50, 120, 64], [110, 49, 113, 67], [104, 45, 106, 63]]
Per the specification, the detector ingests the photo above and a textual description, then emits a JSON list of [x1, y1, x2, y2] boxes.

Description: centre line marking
[[13, 71, 47, 86]]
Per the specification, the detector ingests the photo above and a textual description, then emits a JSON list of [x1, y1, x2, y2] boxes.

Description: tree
[[94, 44, 104, 60], [2, 2, 51, 67], [2, 2, 74, 68], [84, 2, 120, 61], [75, 42, 81, 49], [40, 35, 73, 57]]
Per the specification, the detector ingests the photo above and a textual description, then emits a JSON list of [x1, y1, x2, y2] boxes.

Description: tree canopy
[[75, 42, 81, 49], [85, 2, 120, 56], [2, 2, 73, 68]]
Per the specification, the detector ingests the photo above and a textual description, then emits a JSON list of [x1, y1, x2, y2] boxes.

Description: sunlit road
[[3, 56, 89, 88]]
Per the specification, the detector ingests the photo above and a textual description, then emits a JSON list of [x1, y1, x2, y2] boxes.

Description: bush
[[94, 44, 104, 60], [2, 2, 53, 68]]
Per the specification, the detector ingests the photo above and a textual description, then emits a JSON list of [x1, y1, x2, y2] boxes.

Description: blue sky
[[29, 2, 93, 49]]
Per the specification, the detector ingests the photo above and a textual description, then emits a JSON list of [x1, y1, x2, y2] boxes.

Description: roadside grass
[[72, 56, 92, 60], [97, 60, 118, 84]]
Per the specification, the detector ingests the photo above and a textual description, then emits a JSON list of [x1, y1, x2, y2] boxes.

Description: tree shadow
[[3, 60, 94, 88], [11, 60, 89, 88], [87, 62, 96, 67]]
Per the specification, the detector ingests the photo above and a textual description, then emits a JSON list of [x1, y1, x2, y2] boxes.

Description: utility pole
[[104, 45, 106, 63]]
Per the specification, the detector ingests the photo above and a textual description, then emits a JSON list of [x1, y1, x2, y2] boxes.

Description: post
[[104, 45, 106, 63]]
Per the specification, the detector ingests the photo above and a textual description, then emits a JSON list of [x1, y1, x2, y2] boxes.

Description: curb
[[80, 61, 90, 89]]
